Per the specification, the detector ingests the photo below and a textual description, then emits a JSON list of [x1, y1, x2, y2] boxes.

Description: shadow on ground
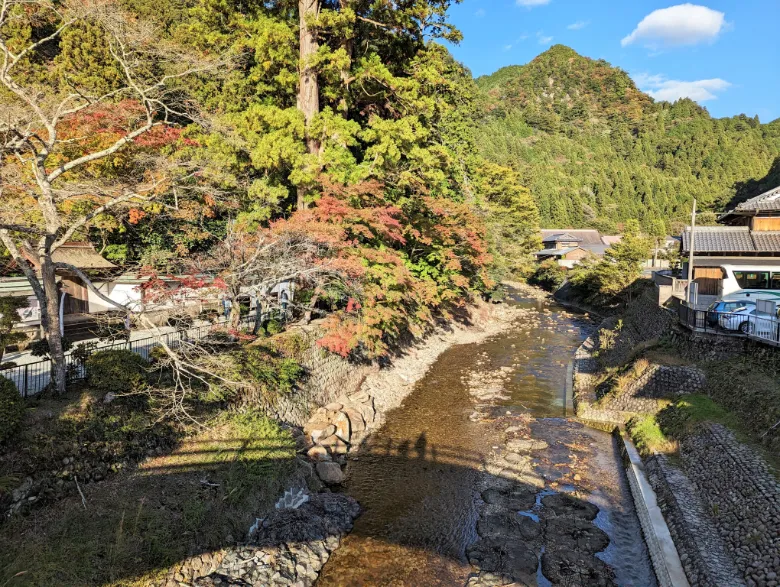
[[0, 427, 619, 587]]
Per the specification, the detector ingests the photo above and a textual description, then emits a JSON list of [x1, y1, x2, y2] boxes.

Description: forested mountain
[[475, 45, 780, 232]]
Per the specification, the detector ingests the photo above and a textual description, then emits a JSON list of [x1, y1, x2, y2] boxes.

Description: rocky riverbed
[[185, 289, 655, 586], [315, 290, 655, 586]]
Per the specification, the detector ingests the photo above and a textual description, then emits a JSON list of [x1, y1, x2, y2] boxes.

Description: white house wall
[[88, 283, 143, 313]]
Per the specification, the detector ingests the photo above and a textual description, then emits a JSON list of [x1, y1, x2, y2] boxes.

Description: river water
[[317, 294, 656, 587]]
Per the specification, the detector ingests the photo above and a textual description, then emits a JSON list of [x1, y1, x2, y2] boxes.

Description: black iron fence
[[2, 314, 258, 398], [677, 302, 780, 346]]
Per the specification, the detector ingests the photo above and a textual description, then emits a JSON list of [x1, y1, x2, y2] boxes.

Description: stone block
[[315, 462, 344, 485]]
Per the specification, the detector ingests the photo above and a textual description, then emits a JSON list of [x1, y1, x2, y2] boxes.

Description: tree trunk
[[229, 300, 241, 330], [39, 257, 67, 394], [302, 292, 320, 325], [653, 237, 659, 268], [297, 0, 321, 210]]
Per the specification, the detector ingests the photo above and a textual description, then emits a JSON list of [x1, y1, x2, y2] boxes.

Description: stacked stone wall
[[679, 424, 780, 587], [645, 454, 745, 587], [261, 326, 377, 427]]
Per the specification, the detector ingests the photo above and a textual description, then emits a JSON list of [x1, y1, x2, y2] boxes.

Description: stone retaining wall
[[572, 322, 705, 425], [645, 454, 745, 587], [572, 318, 613, 424], [679, 424, 780, 587], [602, 364, 705, 415], [262, 326, 377, 427]]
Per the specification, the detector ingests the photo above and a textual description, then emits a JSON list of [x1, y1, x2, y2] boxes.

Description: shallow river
[[317, 294, 656, 586]]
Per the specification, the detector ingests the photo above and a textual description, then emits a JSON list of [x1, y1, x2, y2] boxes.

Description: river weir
[[317, 292, 656, 586]]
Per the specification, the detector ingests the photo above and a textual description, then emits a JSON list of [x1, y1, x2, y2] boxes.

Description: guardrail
[[677, 303, 780, 347], [1, 314, 258, 397]]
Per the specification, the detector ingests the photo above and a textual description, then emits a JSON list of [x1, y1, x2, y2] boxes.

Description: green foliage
[[71, 342, 98, 367], [214, 345, 304, 406], [85, 350, 148, 394], [568, 231, 652, 305], [0, 296, 27, 362], [266, 319, 283, 336], [0, 376, 23, 443], [475, 45, 780, 230], [30, 337, 73, 359], [626, 415, 675, 457], [530, 259, 567, 291]]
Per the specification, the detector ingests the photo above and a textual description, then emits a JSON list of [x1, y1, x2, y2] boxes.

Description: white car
[[719, 306, 757, 333], [719, 306, 779, 338]]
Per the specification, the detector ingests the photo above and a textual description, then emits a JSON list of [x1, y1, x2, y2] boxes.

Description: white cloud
[[536, 31, 553, 45], [633, 72, 731, 102], [475, 8, 486, 17], [503, 44, 513, 52], [621, 4, 725, 48], [516, 0, 550, 6], [567, 20, 589, 30]]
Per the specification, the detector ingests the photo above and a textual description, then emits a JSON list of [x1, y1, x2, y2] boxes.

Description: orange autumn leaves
[[271, 179, 492, 358]]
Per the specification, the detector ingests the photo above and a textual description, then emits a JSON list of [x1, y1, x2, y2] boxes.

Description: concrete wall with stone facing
[[603, 364, 705, 414]]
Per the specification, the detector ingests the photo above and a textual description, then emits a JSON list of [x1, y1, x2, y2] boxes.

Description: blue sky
[[444, 1, 780, 122]]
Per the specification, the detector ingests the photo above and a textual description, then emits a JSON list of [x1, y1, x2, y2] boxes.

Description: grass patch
[[627, 415, 677, 457], [701, 357, 780, 456], [0, 411, 301, 587], [656, 394, 742, 438], [628, 394, 779, 474]]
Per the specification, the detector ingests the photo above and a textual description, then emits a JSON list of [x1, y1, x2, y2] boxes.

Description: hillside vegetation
[[475, 45, 780, 232]]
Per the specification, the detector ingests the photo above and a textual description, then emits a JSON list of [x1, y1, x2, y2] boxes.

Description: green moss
[[85, 350, 148, 395]]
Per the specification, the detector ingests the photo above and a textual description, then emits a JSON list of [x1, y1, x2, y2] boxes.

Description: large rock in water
[[477, 511, 540, 541], [544, 517, 610, 554], [342, 407, 366, 432], [466, 536, 538, 584], [541, 492, 599, 520], [316, 462, 344, 485], [542, 549, 617, 587], [319, 434, 348, 455], [481, 487, 536, 511]]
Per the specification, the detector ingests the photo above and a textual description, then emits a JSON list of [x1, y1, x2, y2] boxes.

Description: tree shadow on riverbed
[[0, 425, 627, 587], [315, 431, 621, 587]]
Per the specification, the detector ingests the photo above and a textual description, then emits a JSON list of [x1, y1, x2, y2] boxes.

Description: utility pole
[[686, 198, 697, 304]]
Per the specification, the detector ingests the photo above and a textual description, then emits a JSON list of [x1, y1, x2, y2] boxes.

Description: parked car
[[717, 307, 780, 338], [707, 299, 755, 327], [719, 306, 757, 333]]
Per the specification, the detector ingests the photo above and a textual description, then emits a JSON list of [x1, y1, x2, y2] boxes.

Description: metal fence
[[2, 314, 258, 398], [677, 302, 780, 346]]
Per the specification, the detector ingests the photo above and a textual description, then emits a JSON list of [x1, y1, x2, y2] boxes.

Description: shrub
[[0, 376, 24, 443], [85, 350, 148, 394], [29, 337, 73, 358], [0, 362, 17, 371], [529, 259, 567, 291], [266, 319, 282, 335]]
